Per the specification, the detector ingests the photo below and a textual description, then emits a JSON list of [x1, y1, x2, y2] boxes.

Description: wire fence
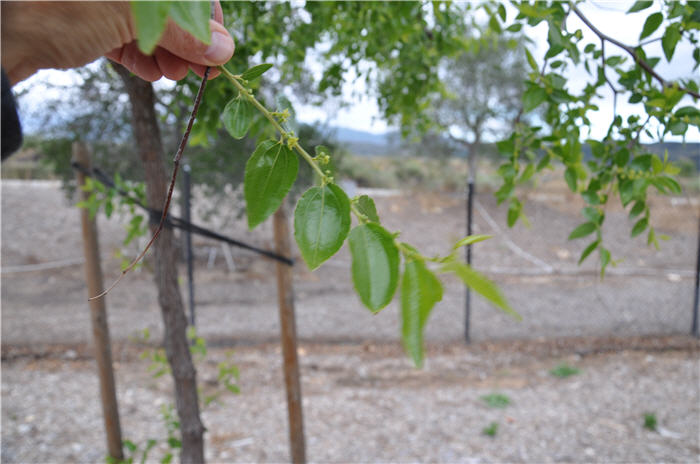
[[1, 168, 699, 347]]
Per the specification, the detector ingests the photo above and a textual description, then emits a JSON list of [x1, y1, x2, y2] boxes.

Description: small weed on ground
[[643, 413, 658, 431], [550, 363, 581, 378], [482, 422, 499, 437], [481, 393, 511, 408]]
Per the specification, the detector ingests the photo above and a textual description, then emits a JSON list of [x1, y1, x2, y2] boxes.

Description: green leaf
[[523, 85, 547, 112], [568, 222, 597, 240], [123, 440, 137, 453], [660, 176, 681, 194], [627, 0, 653, 13], [582, 206, 601, 223], [169, 1, 211, 45], [348, 223, 399, 312], [496, 137, 515, 156], [507, 199, 520, 227], [640, 12, 663, 40], [244, 141, 298, 229], [489, 14, 502, 33], [600, 248, 611, 278], [355, 195, 380, 223], [443, 261, 520, 320], [401, 258, 443, 367], [221, 97, 255, 139], [497, 3, 507, 21], [294, 184, 351, 270], [104, 200, 114, 218], [614, 148, 630, 167], [167, 437, 182, 449], [675, 106, 700, 118], [241, 63, 273, 81], [564, 167, 577, 192], [631, 217, 648, 237], [453, 235, 492, 250], [668, 120, 688, 135], [662, 23, 681, 61], [579, 240, 600, 265], [525, 48, 539, 72], [131, 1, 171, 54], [629, 201, 646, 218]]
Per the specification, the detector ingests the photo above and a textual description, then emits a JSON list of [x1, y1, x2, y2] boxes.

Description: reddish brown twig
[[90, 68, 211, 300]]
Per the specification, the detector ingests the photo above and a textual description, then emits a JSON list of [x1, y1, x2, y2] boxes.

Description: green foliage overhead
[[488, 0, 699, 276]]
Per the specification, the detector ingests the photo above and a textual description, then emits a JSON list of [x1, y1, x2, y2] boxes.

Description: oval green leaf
[[355, 195, 380, 223], [523, 85, 547, 113], [627, 1, 653, 13], [578, 239, 600, 265], [132, 1, 171, 54], [222, 97, 255, 139], [662, 23, 681, 62], [453, 235, 492, 250], [245, 141, 298, 229], [631, 217, 648, 237], [348, 223, 400, 312], [640, 12, 663, 40], [401, 259, 443, 367], [564, 167, 577, 192], [568, 222, 597, 240], [294, 184, 351, 270], [169, 1, 211, 45], [241, 63, 273, 81]]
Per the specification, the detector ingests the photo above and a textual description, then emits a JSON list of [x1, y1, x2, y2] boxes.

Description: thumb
[[157, 19, 234, 67]]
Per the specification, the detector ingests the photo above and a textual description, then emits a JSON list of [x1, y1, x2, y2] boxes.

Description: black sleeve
[[2, 69, 23, 160]]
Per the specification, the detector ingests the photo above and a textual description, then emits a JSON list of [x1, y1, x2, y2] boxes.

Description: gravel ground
[[2, 341, 699, 463]]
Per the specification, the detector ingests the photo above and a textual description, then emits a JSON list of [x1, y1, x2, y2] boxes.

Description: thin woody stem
[[90, 67, 211, 301], [217, 65, 329, 182]]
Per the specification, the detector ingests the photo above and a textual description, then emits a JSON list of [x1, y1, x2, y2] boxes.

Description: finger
[[107, 42, 163, 82], [189, 64, 221, 80], [154, 47, 189, 81], [158, 19, 234, 67], [121, 43, 163, 82], [213, 1, 223, 24]]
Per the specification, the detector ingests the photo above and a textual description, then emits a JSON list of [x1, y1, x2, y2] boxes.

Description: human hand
[[1, 1, 234, 84]]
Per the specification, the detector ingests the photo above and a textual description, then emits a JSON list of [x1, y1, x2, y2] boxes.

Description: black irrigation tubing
[[71, 161, 294, 267]]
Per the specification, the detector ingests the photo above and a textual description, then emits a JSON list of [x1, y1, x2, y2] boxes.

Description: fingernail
[[204, 31, 234, 63]]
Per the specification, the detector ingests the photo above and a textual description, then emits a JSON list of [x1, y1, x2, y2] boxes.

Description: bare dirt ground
[[2, 178, 700, 462]]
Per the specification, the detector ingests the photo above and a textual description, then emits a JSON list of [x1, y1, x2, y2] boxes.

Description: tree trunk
[[114, 64, 205, 464]]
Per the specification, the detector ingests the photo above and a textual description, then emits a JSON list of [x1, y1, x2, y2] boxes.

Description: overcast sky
[[15, 1, 700, 143]]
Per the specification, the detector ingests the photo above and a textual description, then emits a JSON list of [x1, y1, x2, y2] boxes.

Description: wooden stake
[[73, 142, 124, 461], [273, 205, 306, 464]]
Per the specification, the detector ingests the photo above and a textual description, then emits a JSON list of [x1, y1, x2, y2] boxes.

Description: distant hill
[[329, 127, 402, 156]]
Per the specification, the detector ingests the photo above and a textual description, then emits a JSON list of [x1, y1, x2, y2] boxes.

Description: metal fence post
[[273, 205, 306, 464], [73, 142, 124, 461], [692, 215, 699, 337], [465, 178, 474, 344]]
